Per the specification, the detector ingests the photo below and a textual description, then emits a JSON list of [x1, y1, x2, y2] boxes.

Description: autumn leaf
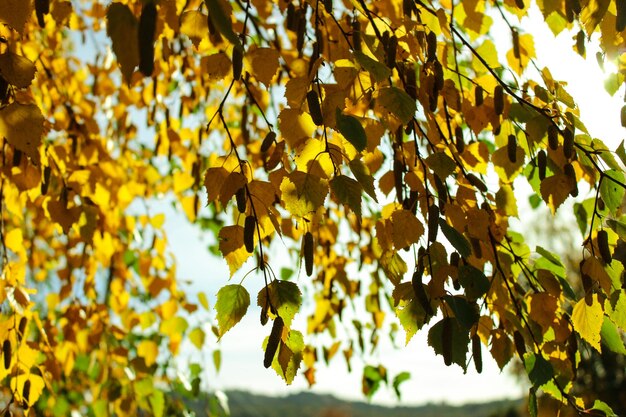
[[280, 171, 328, 217], [257, 280, 302, 327], [106, 3, 140, 83], [572, 295, 604, 352], [540, 174, 575, 214], [265, 328, 304, 385], [215, 284, 250, 338], [248, 47, 280, 87], [218, 225, 253, 275], [377, 87, 417, 124], [330, 175, 362, 218], [390, 210, 424, 249], [0, 103, 44, 165], [180, 11, 209, 47], [0, 0, 32, 34], [0, 53, 36, 88]]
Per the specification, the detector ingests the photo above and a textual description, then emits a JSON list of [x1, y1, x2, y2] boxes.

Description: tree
[[0, 0, 624, 415]]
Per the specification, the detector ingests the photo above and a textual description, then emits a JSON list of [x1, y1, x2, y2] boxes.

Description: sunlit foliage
[[0, 0, 625, 415]]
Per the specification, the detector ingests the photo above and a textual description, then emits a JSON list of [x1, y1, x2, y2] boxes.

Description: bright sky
[[159, 4, 625, 409]]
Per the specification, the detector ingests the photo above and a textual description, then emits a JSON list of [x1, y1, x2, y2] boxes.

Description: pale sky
[[161, 4, 624, 408]]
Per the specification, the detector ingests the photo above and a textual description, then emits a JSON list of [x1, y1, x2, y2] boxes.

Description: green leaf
[[593, 139, 621, 171], [439, 219, 471, 258], [528, 387, 538, 417], [380, 250, 408, 285], [524, 353, 554, 387], [215, 284, 250, 338], [392, 372, 410, 399], [377, 87, 417, 124], [600, 316, 626, 354], [280, 267, 294, 280], [606, 219, 626, 240], [189, 327, 205, 349], [616, 140, 626, 167], [354, 51, 391, 82], [591, 400, 618, 417], [572, 295, 603, 352], [425, 152, 457, 179], [330, 174, 362, 218], [606, 290, 626, 331], [106, 3, 139, 83], [213, 350, 221, 373], [573, 202, 588, 237], [149, 390, 165, 417], [349, 159, 378, 202], [257, 280, 302, 327], [536, 246, 563, 266], [204, 0, 241, 49], [600, 169, 626, 215], [458, 265, 490, 299], [362, 365, 387, 399], [266, 329, 304, 385], [427, 317, 470, 370], [443, 295, 479, 330], [198, 292, 209, 310], [335, 109, 367, 152], [395, 298, 430, 345]]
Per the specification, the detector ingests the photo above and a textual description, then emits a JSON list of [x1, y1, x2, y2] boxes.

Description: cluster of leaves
[[0, 0, 625, 415]]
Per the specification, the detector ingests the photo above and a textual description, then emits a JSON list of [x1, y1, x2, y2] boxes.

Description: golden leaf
[[0, 52, 36, 88], [390, 210, 424, 249], [106, 3, 139, 84], [201, 52, 231, 80], [0, 103, 44, 165], [248, 47, 280, 87], [540, 174, 575, 214], [219, 225, 253, 276], [0, 0, 32, 34], [180, 11, 209, 48]]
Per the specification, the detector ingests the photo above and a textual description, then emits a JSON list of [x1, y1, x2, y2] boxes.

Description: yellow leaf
[[248, 47, 280, 87], [528, 293, 558, 331], [160, 299, 178, 320], [11, 374, 45, 408], [180, 11, 208, 47], [150, 213, 166, 229], [581, 256, 614, 294], [285, 76, 309, 108], [16, 342, 39, 372], [5, 229, 24, 255], [572, 295, 603, 352], [219, 225, 253, 276], [0, 53, 36, 88], [0, 0, 32, 34], [201, 52, 231, 80], [198, 292, 209, 310], [540, 174, 576, 214], [137, 340, 159, 366], [278, 109, 317, 149], [0, 103, 44, 165], [390, 210, 424, 249], [506, 33, 535, 75], [280, 171, 328, 217], [189, 327, 205, 349]]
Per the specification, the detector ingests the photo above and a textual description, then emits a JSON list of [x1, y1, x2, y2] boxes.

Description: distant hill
[[220, 390, 525, 417]]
